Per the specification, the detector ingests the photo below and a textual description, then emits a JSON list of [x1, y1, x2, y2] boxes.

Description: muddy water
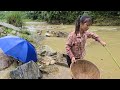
[[1, 24, 120, 79], [85, 30, 120, 79], [42, 26, 120, 79]]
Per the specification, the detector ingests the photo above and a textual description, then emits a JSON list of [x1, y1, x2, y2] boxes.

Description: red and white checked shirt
[[66, 31, 101, 60]]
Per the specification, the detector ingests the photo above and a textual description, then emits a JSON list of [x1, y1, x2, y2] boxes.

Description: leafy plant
[[19, 29, 31, 35], [5, 11, 24, 27], [19, 34, 33, 43]]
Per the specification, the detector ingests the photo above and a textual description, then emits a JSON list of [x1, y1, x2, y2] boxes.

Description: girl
[[66, 15, 106, 67]]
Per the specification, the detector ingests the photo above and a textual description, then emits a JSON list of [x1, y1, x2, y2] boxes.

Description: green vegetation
[[5, 11, 24, 27], [24, 11, 120, 25], [19, 34, 33, 42], [19, 29, 31, 35], [0, 11, 120, 26], [37, 11, 83, 24], [0, 28, 13, 37]]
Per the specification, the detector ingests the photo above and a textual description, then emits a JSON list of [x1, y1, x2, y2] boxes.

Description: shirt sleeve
[[86, 31, 101, 42], [65, 33, 74, 60]]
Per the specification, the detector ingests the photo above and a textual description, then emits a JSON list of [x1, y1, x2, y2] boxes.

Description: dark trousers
[[66, 55, 75, 79], [66, 55, 72, 68]]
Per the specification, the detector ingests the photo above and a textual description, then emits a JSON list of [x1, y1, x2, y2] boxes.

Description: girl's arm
[[95, 37, 106, 46], [87, 31, 106, 46]]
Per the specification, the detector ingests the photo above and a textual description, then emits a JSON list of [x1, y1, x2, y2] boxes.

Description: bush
[[25, 11, 41, 20], [39, 11, 84, 24], [0, 11, 6, 20], [5, 11, 24, 27]]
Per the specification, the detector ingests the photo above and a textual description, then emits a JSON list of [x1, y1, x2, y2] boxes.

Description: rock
[[41, 56, 56, 65], [50, 60, 56, 65], [51, 31, 68, 38], [41, 56, 53, 65], [56, 52, 67, 63], [31, 34, 45, 44], [37, 30, 42, 35], [10, 61, 42, 79], [45, 62, 50, 66], [45, 32, 51, 37], [0, 22, 20, 31], [0, 48, 13, 70], [44, 30, 68, 38], [0, 27, 4, 33], [101, 59, 103, 60], [39, 45, 57, 56], [57, 31, 68, 37], [40, 64, 59, 74]]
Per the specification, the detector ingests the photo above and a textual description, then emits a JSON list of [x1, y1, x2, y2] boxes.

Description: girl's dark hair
[[75, 15, 92, 35]]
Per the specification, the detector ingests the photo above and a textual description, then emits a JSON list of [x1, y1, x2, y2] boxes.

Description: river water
[[42, 25, 120, 79], [1, 23, 120, 79]]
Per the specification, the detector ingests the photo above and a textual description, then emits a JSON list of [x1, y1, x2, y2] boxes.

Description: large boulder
[[52, 52, 67, 64], [10, 61, 42, 79], [0, 22, 20, 31], [39, 45, 57, 56], [0, 49, 13, 70]]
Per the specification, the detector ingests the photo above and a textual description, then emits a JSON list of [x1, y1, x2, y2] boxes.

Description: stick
[[104, 46, 120, 69]]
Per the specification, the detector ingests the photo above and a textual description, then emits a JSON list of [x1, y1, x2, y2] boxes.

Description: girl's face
[[80, 22, 91, 32]]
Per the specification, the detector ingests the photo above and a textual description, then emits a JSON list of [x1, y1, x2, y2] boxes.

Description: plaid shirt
[[66, 31, 101, 60]]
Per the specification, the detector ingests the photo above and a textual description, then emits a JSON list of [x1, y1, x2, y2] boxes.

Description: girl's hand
[[101, 41, 106, 47], [71, 57, 76, 63]]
